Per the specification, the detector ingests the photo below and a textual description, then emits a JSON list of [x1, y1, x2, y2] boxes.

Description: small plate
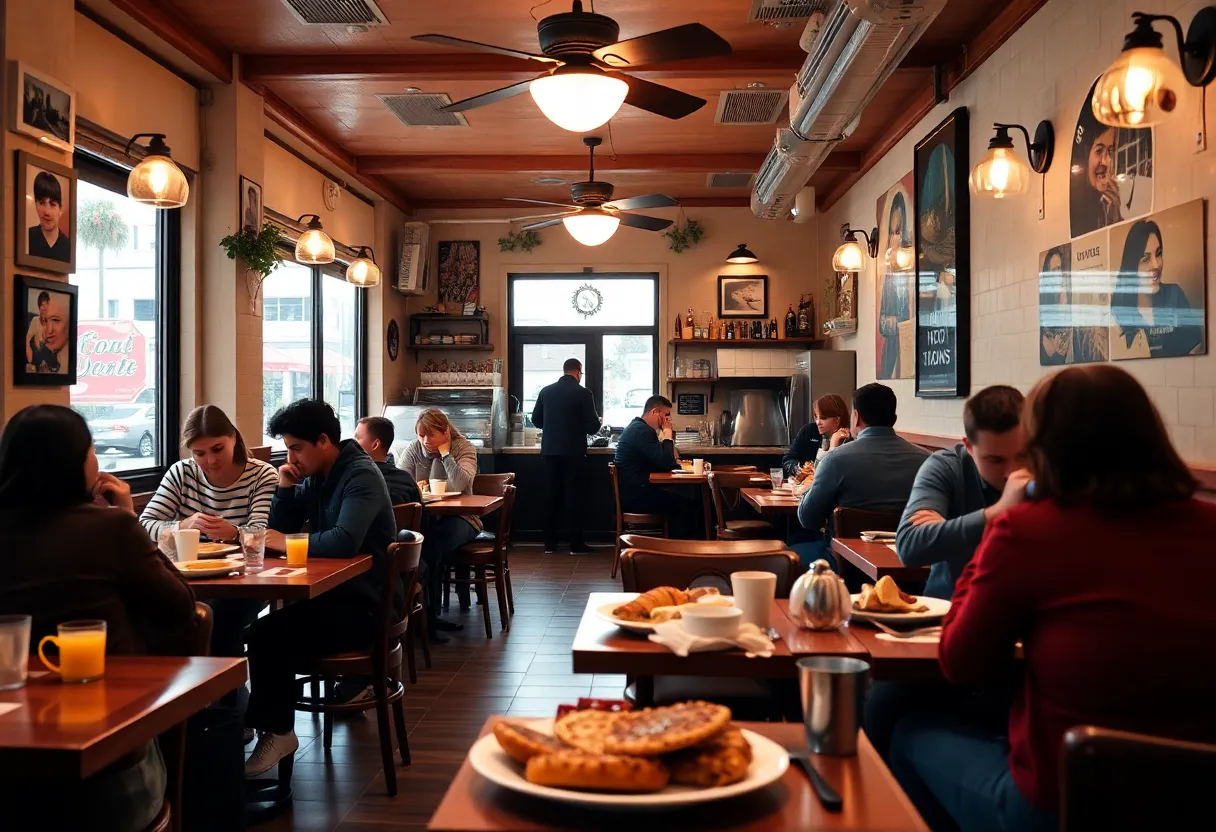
[[849, 594, 951, 624], [594, 596, 734, 634], [197, 542, 240, 558], [175, 558, 245, 579], [422, 493, 450, 503]]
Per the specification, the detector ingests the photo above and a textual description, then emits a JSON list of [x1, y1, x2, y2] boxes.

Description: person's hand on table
[[277, 462, 302, 488], [984, 469, 1032, 522], [93, 472, 134, 513], [195, 514, 238, 541], [264, 529, 287, 553], [909, 509, 945, 527]]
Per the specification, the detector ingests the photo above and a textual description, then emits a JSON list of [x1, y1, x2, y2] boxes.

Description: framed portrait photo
[[717, 274, 768, 319], [240, 175, 263, 231], [13, 273, 77, 387], [15, 150, 77, 274], [10, 62, 76, 153]]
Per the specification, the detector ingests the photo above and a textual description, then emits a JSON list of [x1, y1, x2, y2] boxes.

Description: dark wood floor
[[258, 545, 622, 831]]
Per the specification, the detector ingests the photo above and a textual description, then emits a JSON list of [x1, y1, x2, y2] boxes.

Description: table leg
[[245, 754, 294, 822], [701, 485, 713, 540]]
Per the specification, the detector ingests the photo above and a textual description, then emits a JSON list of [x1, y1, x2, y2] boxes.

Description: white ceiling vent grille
[[748, 0, 821, 23], [715, 89, 789, 125], [707, 172, 755, 189], [377, 93, 469, 127], [281, 0, 388, 25]]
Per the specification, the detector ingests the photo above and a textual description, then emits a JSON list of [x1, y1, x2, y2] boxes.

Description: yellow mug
[[38, 620, 107, 683], [285, 533, 309, 567]]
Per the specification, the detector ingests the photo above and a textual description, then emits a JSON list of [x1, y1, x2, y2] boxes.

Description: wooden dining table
[[649, 471, 771, 537], [741, 487, 801, 516], [185, 554, 373, 601], [428, 718, 928, 831], [424, 494, 504, 517], [830, 537, 930, 584]]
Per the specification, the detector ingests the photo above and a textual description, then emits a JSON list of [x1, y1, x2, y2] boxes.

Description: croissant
[[613, 586, 719, 621]]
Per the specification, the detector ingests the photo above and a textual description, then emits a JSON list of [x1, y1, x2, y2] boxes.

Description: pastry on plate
[[601, 701, 732, 756], [667, 725, 752, 787], [493, 721, 569, 764], [525, 750, 670, 793], [553, 708, 620, 754], [196, 542, 236, 555], [855, 575, 928, 613], [612, 587, 719, 622]]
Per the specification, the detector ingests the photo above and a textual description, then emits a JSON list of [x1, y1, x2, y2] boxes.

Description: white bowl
[[680, 605, 742, 639]]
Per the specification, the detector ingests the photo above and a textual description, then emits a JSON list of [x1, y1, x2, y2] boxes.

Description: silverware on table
[[789, 749, 842, 811], [866, 618, 942, 639]]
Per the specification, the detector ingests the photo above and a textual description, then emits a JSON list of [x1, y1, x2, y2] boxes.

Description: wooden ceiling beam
[[104, 0, 233, 83], [413, 197, 752, 210], [357, 152, 861, 175]]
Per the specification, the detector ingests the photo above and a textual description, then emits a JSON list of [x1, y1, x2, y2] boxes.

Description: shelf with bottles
[[670, 304, 821, 346]]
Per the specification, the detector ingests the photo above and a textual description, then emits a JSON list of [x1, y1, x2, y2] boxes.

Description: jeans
[[888, 714, 1058, 832], [865, 680, 1015, 761], [208, 598, 266, 658], [623, 485, 700, 539], [420, 513, 478, 617], [543, 454, 587, 549], [789, 539, 830, 569]]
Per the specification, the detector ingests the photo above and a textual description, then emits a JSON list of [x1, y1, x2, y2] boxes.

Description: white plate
[[422, 493, 449, 503], [594, 597, 734, 634], [197, 543, 240, 559], [849, 593, 950, 624], [175, 559, 245, 579], [859, 530, 896, 540], [468, 719, 789, 807]]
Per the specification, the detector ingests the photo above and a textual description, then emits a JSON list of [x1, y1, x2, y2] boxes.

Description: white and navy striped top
[[140, 458, 279, 540]]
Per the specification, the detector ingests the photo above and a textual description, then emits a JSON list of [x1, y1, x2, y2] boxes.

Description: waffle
[[552, 708, 620, 754], [492, 721, 569, 764], [667, 725, 752, 787], [525, 750, 670, 793], [601, 701, 732, 756]]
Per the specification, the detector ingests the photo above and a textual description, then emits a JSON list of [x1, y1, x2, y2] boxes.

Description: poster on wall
[[914, 106, 970, 398], [1070, 79, 1154, 239], [13, 273, 78, 386], [437, 240, 480, 306], [875, 171, 915, 379], [1109, 198, 1206, 360], [1039, 232, 1111, 366]]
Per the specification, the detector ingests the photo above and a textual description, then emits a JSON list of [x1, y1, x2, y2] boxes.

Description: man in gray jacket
[[895, 385, 1031, 599]]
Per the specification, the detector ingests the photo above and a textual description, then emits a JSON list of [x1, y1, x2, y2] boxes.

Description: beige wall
[[818, 0, 1216, 464], [262, 139, 375, 248]]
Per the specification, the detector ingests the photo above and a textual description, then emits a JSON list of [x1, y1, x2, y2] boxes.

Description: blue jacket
[[895, 444, 1000, 599], [613, 417, 679, 512]]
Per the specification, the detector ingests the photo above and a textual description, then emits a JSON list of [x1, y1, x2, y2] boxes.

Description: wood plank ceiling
[[128, 0, 1032, 212]]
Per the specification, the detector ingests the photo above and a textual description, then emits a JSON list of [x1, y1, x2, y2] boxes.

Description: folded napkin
[[875, 632, 940, 644], [648, 621, 774, 658]]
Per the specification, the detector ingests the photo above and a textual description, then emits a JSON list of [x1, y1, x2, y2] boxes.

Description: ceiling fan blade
[[604, 193, 679, 212], [620, 75, 706, 119], [413, 34, 558, 64], [510, 211, 579, 222], [617, 213, 673, 231], [593, 24, 732, 67], [523, 217, 569, 231], [442, 79, 536, 112], [505, 197, 578, 209]]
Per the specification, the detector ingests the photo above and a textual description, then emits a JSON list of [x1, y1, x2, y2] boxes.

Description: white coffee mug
[[731, 570, 777, 630], [692, 458, 705, 476], [429, 479, 448, 495], [174, 528, 201, 563]]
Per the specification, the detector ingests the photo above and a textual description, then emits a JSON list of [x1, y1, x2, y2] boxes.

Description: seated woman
[[887, 365, 1216, 831], [0, 405, 197, 832], [398, 408, 479, 634], [781, 394, 851, 482]]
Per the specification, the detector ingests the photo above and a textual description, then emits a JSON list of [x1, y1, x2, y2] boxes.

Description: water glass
[[797, 656, 870, 755], [158, 521, 179, 558], [0, 615, 31, 691], [770, 468, 784, 489], [240, 525, 267, 572]]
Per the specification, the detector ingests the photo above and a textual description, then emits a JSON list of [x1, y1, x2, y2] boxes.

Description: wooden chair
[[708, 471, 777, 540], [619, 534, 787, 555], [293, 535, 423, 796], [445, 483, 517, 638], [832, 507, 902, 538], [620, 549, 802, 597], [609, 462, 668, 579], [393, 503, 429, 683], [248, 445, 272, 462], [1061, 726, 1216, 831]]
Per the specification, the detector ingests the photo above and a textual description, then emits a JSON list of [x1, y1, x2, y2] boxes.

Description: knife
[[789, 749, 843, 811]]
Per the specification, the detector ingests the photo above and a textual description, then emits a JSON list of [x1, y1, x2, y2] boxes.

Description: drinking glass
[[731, 570, 777, 630], [158, 521, 179, 558], [797, 656, 870, 755], [770, 468, 784, 489], [38, 620, 107, 683], [240, 525, 267, 572], [285, 533, 309, 567], [174, 528, 201, 562], [0, 615, 31, 690]]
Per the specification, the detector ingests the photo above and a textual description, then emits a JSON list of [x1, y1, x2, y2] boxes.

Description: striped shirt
[[140, 458, 279, 540]]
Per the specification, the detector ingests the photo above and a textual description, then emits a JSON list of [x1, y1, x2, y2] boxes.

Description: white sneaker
[[244, 730, 299, 777], [243, 727, 256, 745]]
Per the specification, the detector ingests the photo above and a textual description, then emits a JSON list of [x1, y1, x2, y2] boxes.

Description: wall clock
[[572, 283, 603, 318]]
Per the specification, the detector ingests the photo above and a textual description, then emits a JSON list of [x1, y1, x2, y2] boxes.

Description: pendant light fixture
[[295, 215, 336, 265], [969, 121, 1054, 199], [1092, 9, 1216, 128], [831, 224, 878, 273], [124, 133, 189, 208], [563, 208, 620, 246], [530, 65, 629, 133], [726, 243, 758, 264], [346, 247, 381, 287]]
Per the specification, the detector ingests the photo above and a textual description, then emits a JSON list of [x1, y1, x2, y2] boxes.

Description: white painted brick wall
[[819, 0, 1216, 463]]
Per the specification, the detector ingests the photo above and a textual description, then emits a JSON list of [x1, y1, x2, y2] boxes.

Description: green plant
[[220, 224, 283, 278], [78, 198, 130, 317], [662, 217, 704, 254], [498, 229, 542, 253]]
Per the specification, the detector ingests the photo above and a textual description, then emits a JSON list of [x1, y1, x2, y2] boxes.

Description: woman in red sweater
[[887, 365, 1216, 831]]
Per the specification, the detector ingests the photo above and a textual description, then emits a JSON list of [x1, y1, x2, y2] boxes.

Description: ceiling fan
[[413, 0, 732, 132], [507, 137, 677, 247]]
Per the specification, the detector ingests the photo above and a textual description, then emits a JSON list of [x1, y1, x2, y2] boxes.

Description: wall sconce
[[295, 215, 336, 264], [346, 247, 381, 287], [969, 121, 1054, 199], [124, 133, 189, 208], [1092, 8, 1216, 128], [831, 224, 877, 273], [726, 243, 758, 264]]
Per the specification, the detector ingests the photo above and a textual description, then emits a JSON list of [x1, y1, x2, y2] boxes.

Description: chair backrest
[[619, 534, 787, 555], [190, 602, 214, 657], [393, 502, 423, 534], [620, 549, 801, 597], [472, 473, 515, 496], [1061, 726, 1216, 831], [248, 445, 272, 462], [713, 465, 757, 472], [493, 484, 517, 549], [608, 462, 624, 533], [707, 471, 770, 534], [382, 532, 425, 644], [832, 507, 901, 539]]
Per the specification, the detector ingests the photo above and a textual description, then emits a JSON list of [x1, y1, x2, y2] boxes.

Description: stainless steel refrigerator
[[725, 350, 856, 447]]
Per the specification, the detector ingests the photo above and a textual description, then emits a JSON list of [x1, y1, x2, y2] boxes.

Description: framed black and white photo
[[240, 175, 263, 231], [13, 273, 77, 386], [15, 150, 77, 275], [717, 274, 768, 319], [11, 62, 75, 153]]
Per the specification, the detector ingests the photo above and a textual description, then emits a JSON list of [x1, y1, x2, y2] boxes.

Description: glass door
[[516, 339, 590, 423]]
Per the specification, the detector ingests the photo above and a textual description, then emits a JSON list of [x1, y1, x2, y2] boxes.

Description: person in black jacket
[[355, 416, 422, 505], [531, 358, 602, 553], [612, 395, 697, 537]]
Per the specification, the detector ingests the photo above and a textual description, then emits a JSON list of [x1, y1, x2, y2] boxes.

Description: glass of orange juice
[[38, 620, 107, 683], [285, 533, 309, 567]]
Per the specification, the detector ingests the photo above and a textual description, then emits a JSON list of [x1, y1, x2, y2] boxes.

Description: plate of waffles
[[197, 542, 240, 558], [174, 558, 245, 579], [468, 702, 788, 807]]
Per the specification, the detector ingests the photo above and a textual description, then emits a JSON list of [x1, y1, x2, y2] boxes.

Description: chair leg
[[475, 566, 487, 606], [611, 535, 622, 579], [391, 695, 411, 767], [503, 567, 515, 615], [442, 568, 451, 612], [404, 629, 418, 684], [323, 706, 334, 749], [494, 571, 510, 633], [372, 678, 398, 797], [478, 576, 493, 638], [311, 677, 321, 713], [416, 609, 433, 667]]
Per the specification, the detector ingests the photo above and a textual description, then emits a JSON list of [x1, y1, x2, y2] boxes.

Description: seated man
[[244, 400, 397, 776], [613, 395, 696, 537], [355, 415, 421, 506], [896, 385, 1030, 599], [794, 383, 928, 566]]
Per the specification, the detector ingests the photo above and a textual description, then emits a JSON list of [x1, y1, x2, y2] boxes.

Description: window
[[508, 274, 658, 432], [106, 299, 119, 318], [132, 299, 155, 321], [322, 277, 359, 439]]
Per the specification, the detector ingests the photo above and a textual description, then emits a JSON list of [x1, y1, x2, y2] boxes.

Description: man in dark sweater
[[531, 357, 601, 553], [355, 416, 421, 505], [613, 395, 697, 535], [245, 400, 397, 776]]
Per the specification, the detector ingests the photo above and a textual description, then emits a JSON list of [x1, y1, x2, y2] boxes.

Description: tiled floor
[[259, 545, 622, 831]]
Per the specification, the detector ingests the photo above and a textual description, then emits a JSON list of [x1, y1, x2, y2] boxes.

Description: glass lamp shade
[[563, 211, 620, 246], [893, 245, 915, 271], [126, 155, 189, 208], [1092, 45, 1186, 127], [346, 255, 381, 287], [296, 227, 336, 264], [832, 240, 868, 273], [969, 146, 1031, 198], [530, 72, 628, 133]]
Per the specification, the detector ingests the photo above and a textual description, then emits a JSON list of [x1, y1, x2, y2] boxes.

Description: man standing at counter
[[531, 358, 602, 554], [613, 395, 695, 537]]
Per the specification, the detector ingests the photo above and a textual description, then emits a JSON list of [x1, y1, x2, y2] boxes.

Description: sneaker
[[338, 684, 376, 706], [243, 727, 256, 745], [244, 730, 299, 777]]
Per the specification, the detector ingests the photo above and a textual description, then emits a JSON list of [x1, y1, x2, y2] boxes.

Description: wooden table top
[[741, 487, 801, 515], [830, 538, 930, 584], [425, 494, 504, 517], [649, 472, 771, 486], [187, 555, 373, 601], [0, 656, 246, 779], [427, 718, 927, 832], [847, 622, 1023, 683]]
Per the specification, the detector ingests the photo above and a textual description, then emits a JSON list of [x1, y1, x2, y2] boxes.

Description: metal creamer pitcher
[[788, 559, 850, 630]]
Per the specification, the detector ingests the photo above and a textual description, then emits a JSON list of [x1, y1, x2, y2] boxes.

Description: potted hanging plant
[[498, 229, 542, 253], [662, 216, 704, 254], [220, 225, 283, 312]]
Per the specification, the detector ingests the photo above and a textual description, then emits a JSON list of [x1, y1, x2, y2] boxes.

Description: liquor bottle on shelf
[[686, 307, 695, 335], [708, 314, 716, 340], [761, 322, 769, 339], [785, 305, 797, 338], [725, 321, 734, 340], [797, 300, 810, 337], [675, 312, 684, 339], [769, 316, 779, 339]]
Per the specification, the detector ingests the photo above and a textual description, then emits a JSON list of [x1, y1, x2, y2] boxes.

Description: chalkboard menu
[[677, 393, 706, 415]]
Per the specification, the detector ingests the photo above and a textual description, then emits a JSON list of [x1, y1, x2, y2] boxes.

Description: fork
[[868, 618, 942, 639]]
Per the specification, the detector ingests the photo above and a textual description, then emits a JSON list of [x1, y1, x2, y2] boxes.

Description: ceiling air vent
[[281, 0, 388, 25], [714, 89, 788, 125], [707, 172, 755, 189], [377, 93, 469, 127], [747, 0, 820, 23]]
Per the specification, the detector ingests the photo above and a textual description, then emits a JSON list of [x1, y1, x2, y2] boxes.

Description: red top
[[939, 497, 1216, 811]]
